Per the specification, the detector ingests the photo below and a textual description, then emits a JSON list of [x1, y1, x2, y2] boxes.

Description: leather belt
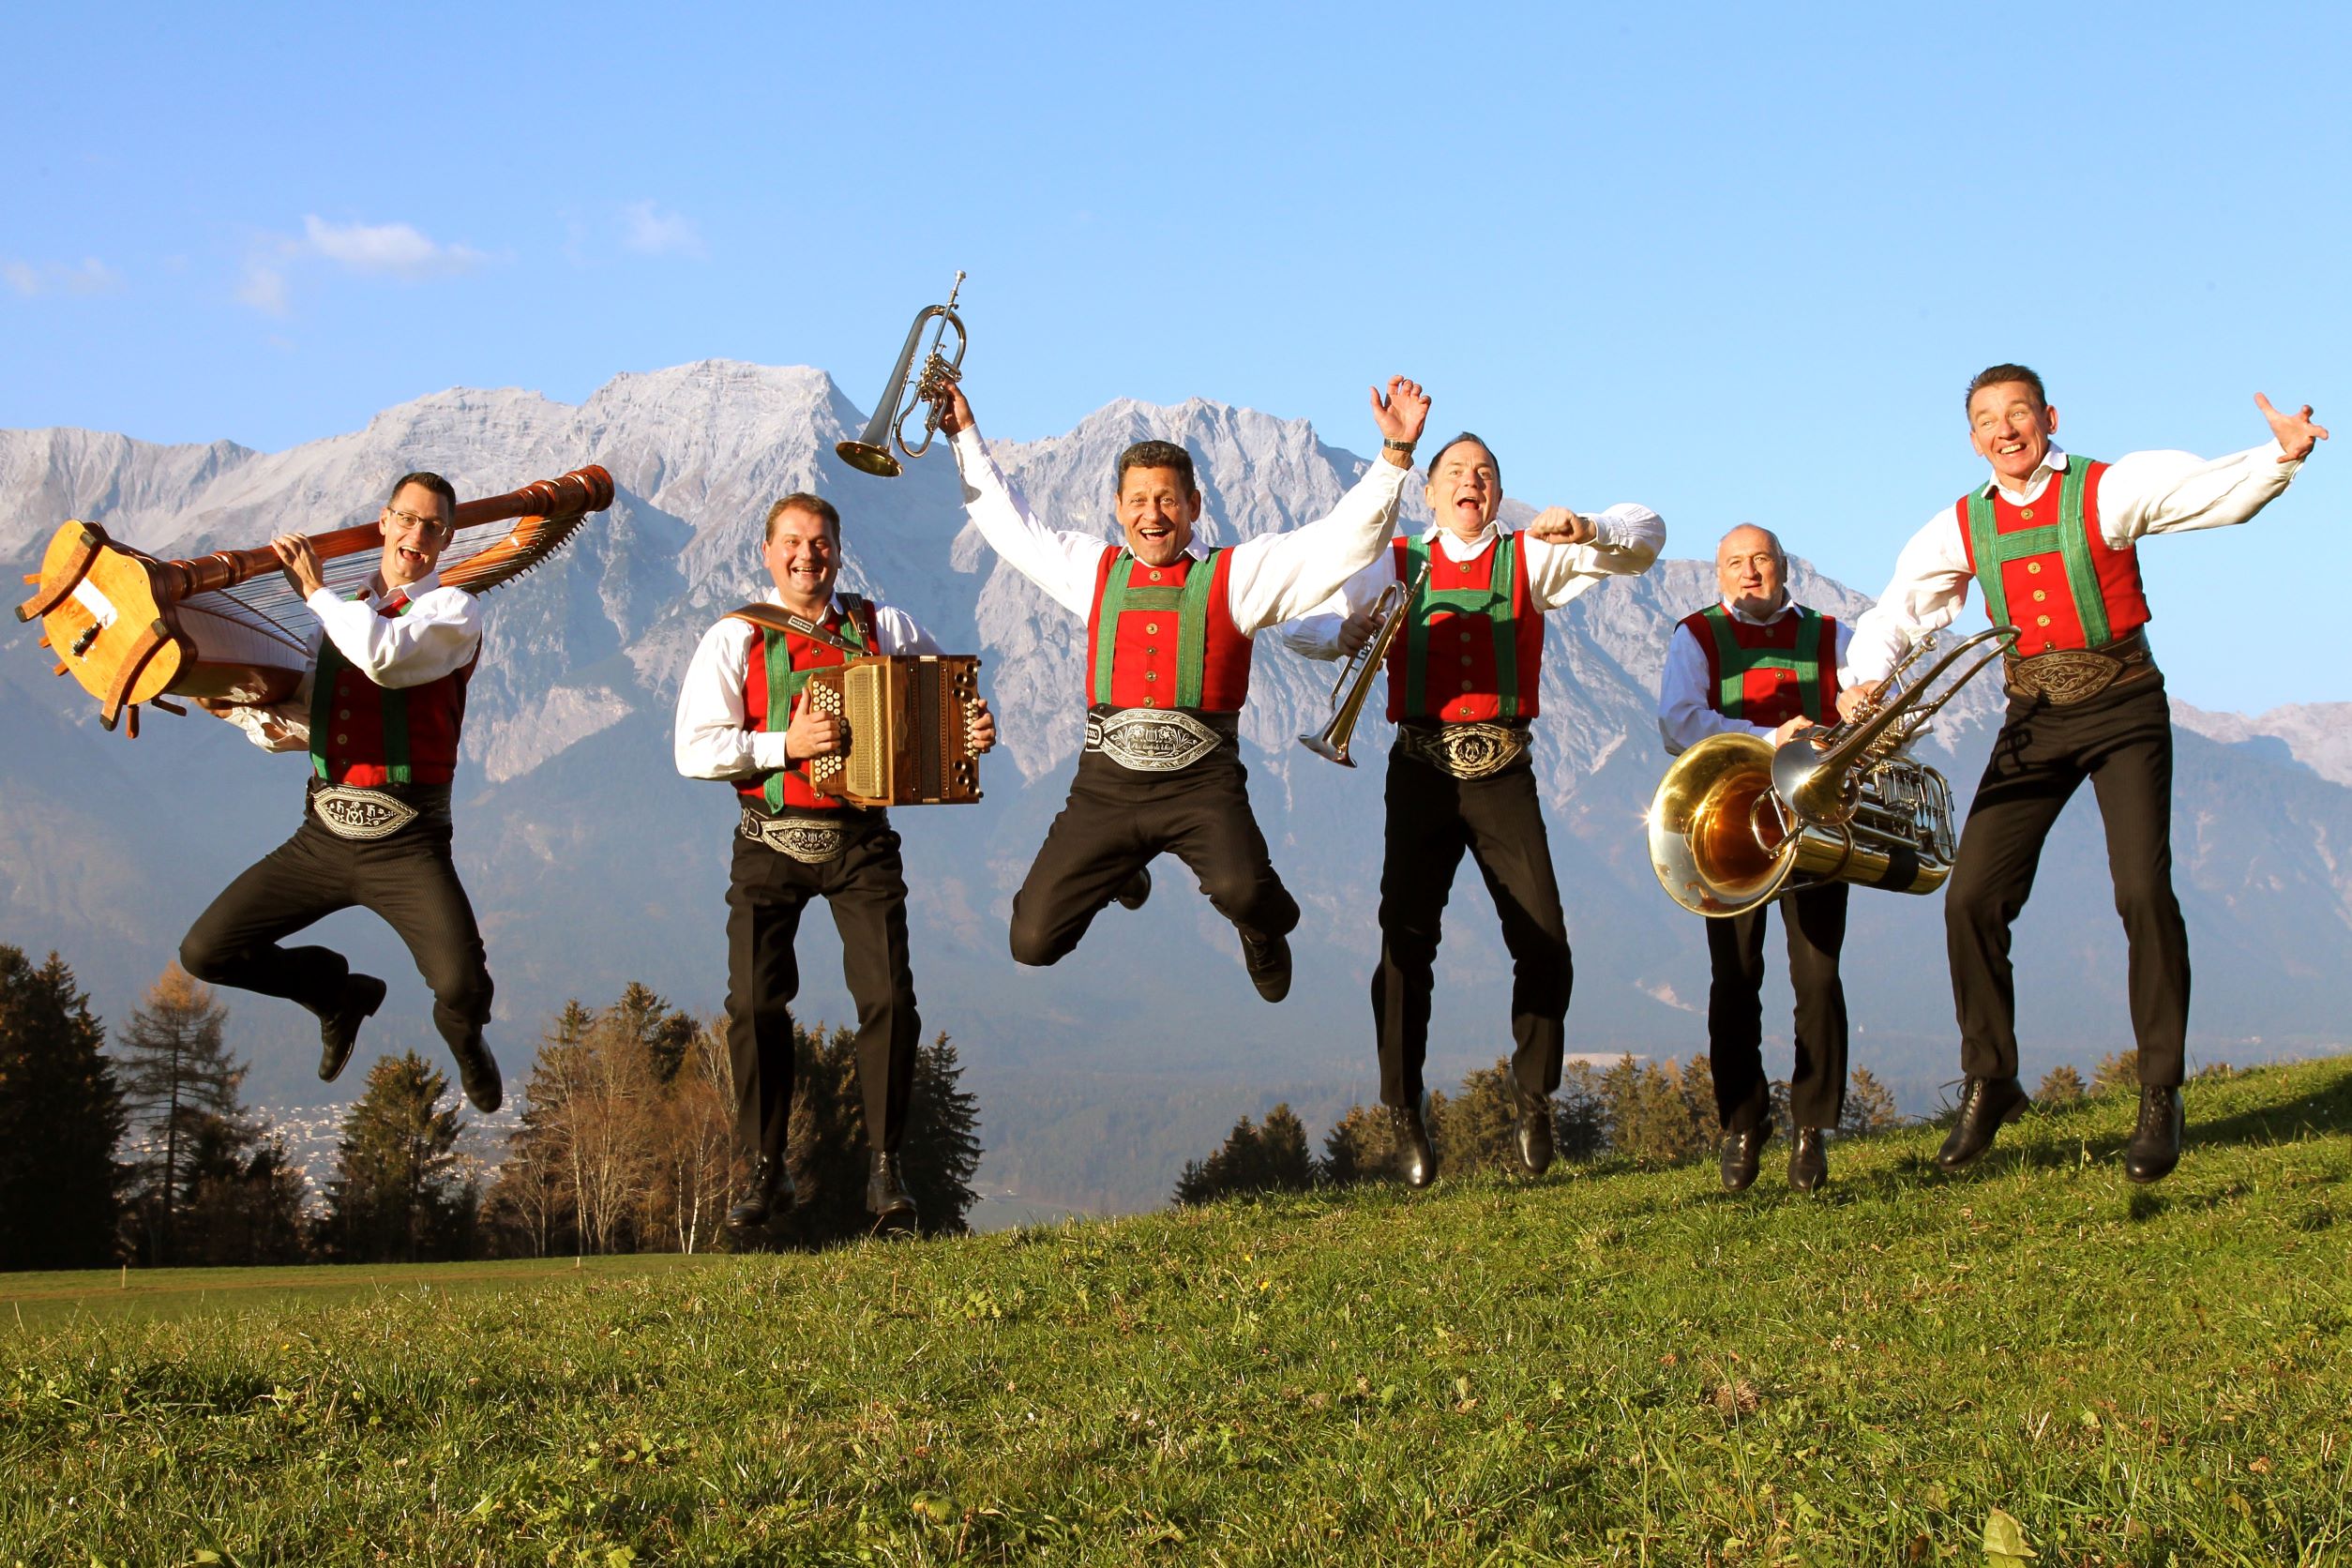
[[307, 780, 448, 841], [740, 805, 852, 864], [1396, 720, 1530, 780], [1083, 705, 1236, 773], [2003, 630, 2157, 707]]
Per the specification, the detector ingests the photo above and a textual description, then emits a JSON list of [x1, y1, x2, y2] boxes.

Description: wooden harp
[[15, 465, 613, 735]]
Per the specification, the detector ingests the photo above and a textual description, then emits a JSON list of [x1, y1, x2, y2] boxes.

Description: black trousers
[[726, 810, 918, 1164], [1705, 883, 1848, 1132], [1372, 748, 1572, 1108], [179, 802, 493, 1063], [1944, 675, 2187, 1087], [1008, 747, 1297, 968]]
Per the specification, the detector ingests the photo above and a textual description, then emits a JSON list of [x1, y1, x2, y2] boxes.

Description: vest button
[[1460, 679, 1473, 691], [1149, 570, 1163, 582], [335, 733, 348, 746], [2041, 641, 2055, 652], [1143, 696, 1158, 707], [2027, 562, 2043, 574], [1145, 646, 1157, 656], [2036, 615, 2051, 627], [1458, 631, 1471, 644], [2032, 590, 2046, 602], [1145, 671, 1158, 682], [339, 709, 351, 719], [1458, 656, 1472, 667], [2020, 507, 2035, 520], [1145, 623, 1159, 635]]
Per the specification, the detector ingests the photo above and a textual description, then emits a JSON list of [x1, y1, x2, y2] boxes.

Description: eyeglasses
[[383, 505, 449, 536]]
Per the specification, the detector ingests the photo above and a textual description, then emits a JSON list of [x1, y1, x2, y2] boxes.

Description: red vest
[[738, 598, 879, 811], [309, 592, 475, 788], [1383, 534, 1544, 724], [1678, 603, 1840, 728], [1955, 458, 2149, 656], [1084, 547, 1254, 712]]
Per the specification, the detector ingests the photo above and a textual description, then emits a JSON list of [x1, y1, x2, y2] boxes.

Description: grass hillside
[[7, 1057, 2349, 1566]]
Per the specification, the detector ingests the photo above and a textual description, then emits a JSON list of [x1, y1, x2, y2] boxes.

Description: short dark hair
[[388, 471, 458, 525], [1423, 431, 1500, 490], [1113, 440, 1198, 497], [1966, 364, 2046, 414], [764, 492, 840, 541]]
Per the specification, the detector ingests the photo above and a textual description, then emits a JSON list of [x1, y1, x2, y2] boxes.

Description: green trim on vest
[[1091, 550, 1221, 708], [757, 597, 869, 811], [1401, 534, 1520, 717], [309, 593, 412, 784], [1966, 459, 2110, 648], [1698, 603, 1824, 721]]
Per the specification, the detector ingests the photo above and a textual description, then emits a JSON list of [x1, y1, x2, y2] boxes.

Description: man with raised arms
[[1845, 366, 2325, 1183], [674, 492, 997, 1236], [1281, 431, 1663, 1184], [938, 377, 1429, 1002], [1658, 523, 1853, 1193]]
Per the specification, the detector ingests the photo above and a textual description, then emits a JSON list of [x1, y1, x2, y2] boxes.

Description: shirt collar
[[1718, 594, 1796, 626], [375, 567, 442, 602], [1419, 520, 1504, 553], [762, 586, 847, 618], [1980, 444, 2072, 500]]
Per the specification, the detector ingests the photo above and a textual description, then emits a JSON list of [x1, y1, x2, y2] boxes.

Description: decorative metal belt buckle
[[311, 786, 421, 841], [1084, 708, 1222, 773], [741, 807, 848, 864], [1415, 722, 1528, 780], [2010, 649, 2123, 706]]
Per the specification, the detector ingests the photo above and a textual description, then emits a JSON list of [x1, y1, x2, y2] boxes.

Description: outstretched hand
[[2255, 393, 2328, 462], [1369, 377, 1432, 447], [1524, 506, 1595, 546], [270, 535, 326, 598], [938, 384, 976, 437]]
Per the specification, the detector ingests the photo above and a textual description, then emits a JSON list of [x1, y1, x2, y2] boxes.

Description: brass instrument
[[1647, 625, 2018, 916], [835, 271, 969, 477], [1298, 564, 1428, 766]]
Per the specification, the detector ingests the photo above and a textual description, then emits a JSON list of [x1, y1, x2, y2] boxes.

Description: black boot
[[867, 1151, 918, 1228], [1936, 1077, 2029, 1171], [449, 1033, 503, 1114], [1787, 1128, 1829, 1193], [1240, 930, 1292, 1003], [1390, 1103, 1436, 1188], [1719, 1122, 1771, 1193], [319, 972, 386, 1083], [1115, 867, 1153, 911], [2123, 1086, 2184, 1184], [1515, 1092, 1554, 1176], [728, 1154, 797, 1229]]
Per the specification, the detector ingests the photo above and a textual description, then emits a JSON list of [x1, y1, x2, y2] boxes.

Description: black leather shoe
[[1787, 1128, 1829, 1192], [867, 1151, 918, 1227], [1240, 930, 1292, 1003], [449, 1033, 504, 1114], [729, 1154, 797, 1229], [1515, 1093, 1554, 1175], [1390, 1103, 1436, 1188], [2123, 1086, 2184, 1184], [1719, 1122, 1771, 1192], [1115, 867, 1152, 911], [319, 972, 386, 1082], [1936, 1076, 2029, 1170]]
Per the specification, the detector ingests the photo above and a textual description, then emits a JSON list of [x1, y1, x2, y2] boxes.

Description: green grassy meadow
[[6, 1057, 2349, 1566]]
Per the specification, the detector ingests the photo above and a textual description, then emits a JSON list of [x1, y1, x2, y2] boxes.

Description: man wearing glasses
[[178, 472, 505, 1114]]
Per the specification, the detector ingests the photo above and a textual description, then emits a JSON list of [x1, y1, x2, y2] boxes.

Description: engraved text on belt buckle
[[1410, 722, 1528, 780], [311, 786, 421, 841], [2008, 648, 2126, 706], [741, 807, 848, 864], [1084, 708, 1222, 773]]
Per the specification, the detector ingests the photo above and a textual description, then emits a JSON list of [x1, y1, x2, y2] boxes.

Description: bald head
[[1715, 524, 1788, 619]]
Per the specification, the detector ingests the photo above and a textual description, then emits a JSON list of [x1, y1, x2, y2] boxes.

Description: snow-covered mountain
[[6, 363, 2348, 1210]]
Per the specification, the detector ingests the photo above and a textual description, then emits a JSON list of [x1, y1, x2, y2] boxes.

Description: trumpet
[[836, 271, 969, 478], [1298, 565, 1428, 766]]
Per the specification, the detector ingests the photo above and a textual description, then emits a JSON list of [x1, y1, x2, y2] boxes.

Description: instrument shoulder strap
[[1964, 458, 2111, 647]]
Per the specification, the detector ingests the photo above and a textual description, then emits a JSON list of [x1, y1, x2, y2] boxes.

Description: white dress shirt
[[1657, 596, 1857, 755], [1275, 506, 1666, 660], [1846, 441, 2304, 684], [949, 426, 1410, 635], [223, 568, 483, 752], [673, 588, 942, 780]]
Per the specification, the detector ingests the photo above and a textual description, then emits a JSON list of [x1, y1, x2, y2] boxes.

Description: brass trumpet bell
[[836, 271, 968, 479]]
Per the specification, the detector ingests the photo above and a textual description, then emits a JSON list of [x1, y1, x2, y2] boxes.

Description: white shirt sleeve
[[674, 615, 791, 779], [304, 583, 483, 689], [1845, 507, 1975, 686], [872, 601, 943, 656], [1524, 502, 1666, 611], [950, 427, 1113, 619], [1271, 555, 1396, 661], [220, 669, 315, 752], [1220, 460, 1410, 633], [2095, 441, 2302, 542]]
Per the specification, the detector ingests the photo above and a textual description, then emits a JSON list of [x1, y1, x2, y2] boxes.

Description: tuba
[[1647, 625, 2017, 916], [836, 271, 969, 477], [1298, 564, 1427, 766]]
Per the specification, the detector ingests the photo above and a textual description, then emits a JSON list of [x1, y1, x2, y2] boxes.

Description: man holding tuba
[[1281, 433, 1663, 1185], [937, 378, 1427, 1003], [1845, 366, 2327, 1183], [1657, 524, 1854, 1192], [674, 492, 997, 1236]]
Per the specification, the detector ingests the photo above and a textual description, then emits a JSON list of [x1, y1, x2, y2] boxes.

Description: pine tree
[[1170, 1104, 1316, 1204], [1554, 1063, 1608, 1162], [178, 1118, 310, 1266], [1318, 1103, 1395, 1185], [481, 1001, 593, 1258], [0, 946, 128, 1270], [114, 964, 249, 1266], [901, 1033, 983, 1237], [319, 1052, 476, 1262], [2092, 1049, 2141, 1095], [1435, 1061, 1522, 1175], [1840, 1068, 1903, 1135], [1255, 1105, 1316, 1192], [2035, 1063, 2088, 1107]]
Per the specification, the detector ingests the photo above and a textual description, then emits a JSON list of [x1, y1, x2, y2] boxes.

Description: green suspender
[[1698, 604, 1823, 721], [1089, 550, 1221, 707], [1400, 534, 1521, 717], [1965, 459, 2110, 648], [309, 595, 412, 784], [760, 604, 869, 810]]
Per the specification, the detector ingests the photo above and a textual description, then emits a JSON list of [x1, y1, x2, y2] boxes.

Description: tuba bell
[[1647, 625, 2017, 916], [836, 271, 969, 477], [1299, 564, 1428, 766]]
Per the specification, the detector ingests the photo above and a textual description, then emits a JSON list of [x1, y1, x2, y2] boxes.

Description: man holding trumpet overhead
[[1657, 524, 1854, 1193], [674, 492, 998, 1236], [177, 473, 505, 1115], [1280, 434, 1663, 1185], [1845, 367, 2326, 1184], [938, 376, 1427, 1003]]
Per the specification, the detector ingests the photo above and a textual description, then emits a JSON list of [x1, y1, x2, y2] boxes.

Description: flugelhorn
[[1299, 564, 1427, 766], [1646, 625, 2017, 916], [836, 271, 968, 477]]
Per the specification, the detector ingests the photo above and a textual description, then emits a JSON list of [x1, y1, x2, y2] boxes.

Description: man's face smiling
[[379, 482, 454, 590], [1425, 441, 1501, 539], [763, 504, 841, 614], [1715, 525, 1786, 619], [1968, 381, 2060, 493], [1117, 466, 1202, 568]]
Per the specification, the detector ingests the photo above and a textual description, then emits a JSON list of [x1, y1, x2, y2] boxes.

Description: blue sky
[[5, 3, 2344, 710]]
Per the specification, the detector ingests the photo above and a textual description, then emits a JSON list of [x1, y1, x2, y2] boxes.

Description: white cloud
[[620, 201, 704, 259], [300, 215, 486, 279], [5, 257, 124, 296], [237, 260, 291, 317]]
